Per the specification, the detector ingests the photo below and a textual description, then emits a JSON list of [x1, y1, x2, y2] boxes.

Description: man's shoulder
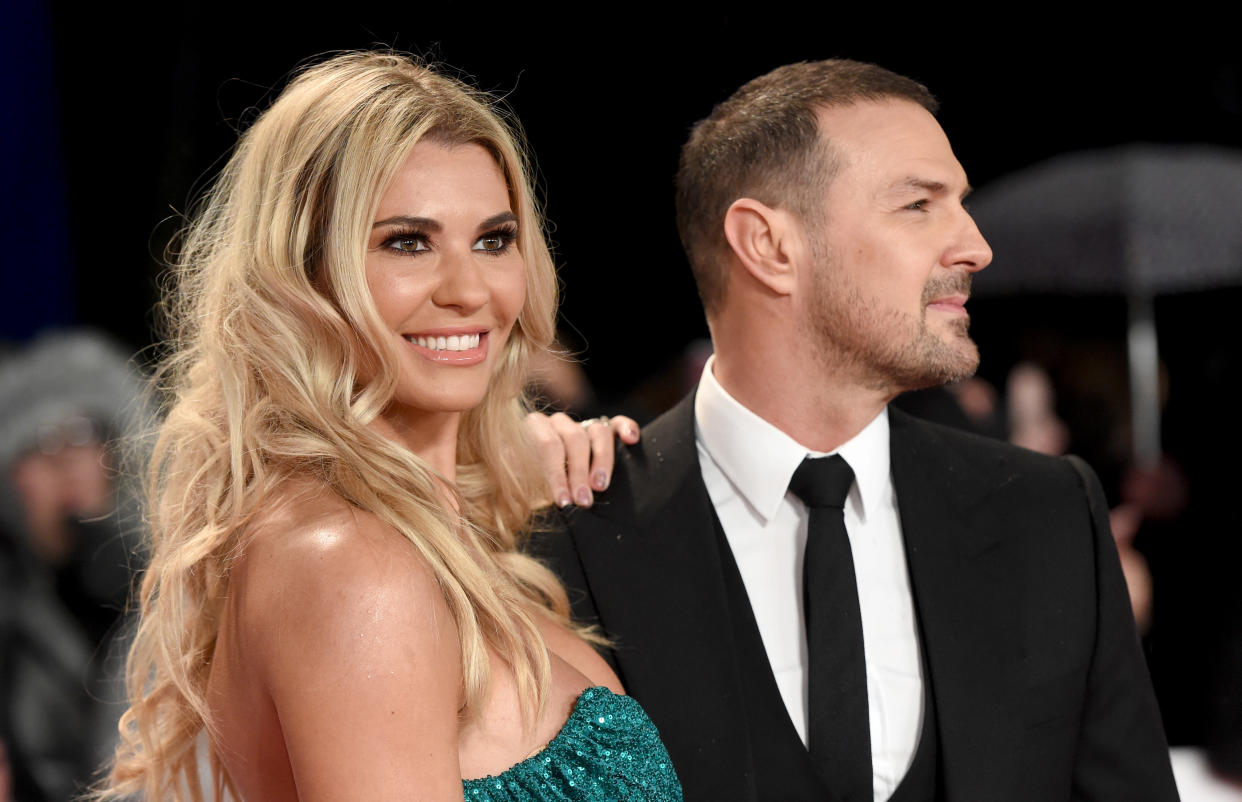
[[586, 393, 702, 522], [889, 406, 1094, 499]]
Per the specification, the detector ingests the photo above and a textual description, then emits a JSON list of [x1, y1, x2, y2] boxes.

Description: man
[[533, 60, 1178, 801]]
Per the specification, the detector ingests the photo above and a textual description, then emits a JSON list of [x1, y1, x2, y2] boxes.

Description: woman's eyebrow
[[372, 215, 439, 230], [479, 211, 518, 229], [371, 212, 517, 230]]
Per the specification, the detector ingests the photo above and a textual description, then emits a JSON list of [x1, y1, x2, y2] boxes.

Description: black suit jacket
[[536, 393, 1179, 801]]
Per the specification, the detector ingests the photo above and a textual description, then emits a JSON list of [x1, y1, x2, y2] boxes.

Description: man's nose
[[945, 211, 993, 273]]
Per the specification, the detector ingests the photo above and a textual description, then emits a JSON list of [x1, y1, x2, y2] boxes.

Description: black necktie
[[789, 455, 871, 802]]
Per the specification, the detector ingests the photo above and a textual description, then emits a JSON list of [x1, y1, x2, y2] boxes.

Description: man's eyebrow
[[892, 177, 946, 194], [372, 215, 439, 231], [890, 177, 973, 200]]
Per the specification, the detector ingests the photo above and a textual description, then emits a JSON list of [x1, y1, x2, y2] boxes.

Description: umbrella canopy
[[967, 145, 1242, 466], [971, 144, 1242, 296]]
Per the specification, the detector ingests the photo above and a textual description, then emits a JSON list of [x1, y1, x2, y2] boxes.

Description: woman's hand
[[524, 413, 640, 508]]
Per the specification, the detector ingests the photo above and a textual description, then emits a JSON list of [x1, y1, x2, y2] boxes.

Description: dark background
[[6, 7, 1241, 748]]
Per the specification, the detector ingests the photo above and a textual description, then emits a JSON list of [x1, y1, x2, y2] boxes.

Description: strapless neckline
[[462, 686, 682, 800]]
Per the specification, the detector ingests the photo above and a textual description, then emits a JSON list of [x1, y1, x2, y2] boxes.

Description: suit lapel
[[564, 394, 759, 800], [889, 409, 1023, 800]]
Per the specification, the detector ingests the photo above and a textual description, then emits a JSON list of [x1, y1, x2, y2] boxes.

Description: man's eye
[[907, 199, 928, 211]]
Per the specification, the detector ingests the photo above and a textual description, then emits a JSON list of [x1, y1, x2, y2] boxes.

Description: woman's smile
[[403, 329, 489, 364]]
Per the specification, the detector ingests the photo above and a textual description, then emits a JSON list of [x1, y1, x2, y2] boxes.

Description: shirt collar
[[694, 354, 891, 524]]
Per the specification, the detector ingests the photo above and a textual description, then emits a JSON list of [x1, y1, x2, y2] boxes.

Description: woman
[[99, 52, 681, 801]]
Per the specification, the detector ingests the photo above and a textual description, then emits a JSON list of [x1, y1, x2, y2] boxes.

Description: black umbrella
[[970, 145, 1242, 465]]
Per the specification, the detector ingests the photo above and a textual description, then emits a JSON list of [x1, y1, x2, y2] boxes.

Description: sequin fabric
[[462, 686, 682, 801]]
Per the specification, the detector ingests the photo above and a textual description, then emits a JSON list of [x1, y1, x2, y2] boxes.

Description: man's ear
[[722, 198, 803, 296]]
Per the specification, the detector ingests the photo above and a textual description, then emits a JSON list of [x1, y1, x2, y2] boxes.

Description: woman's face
[[364, 140, 527, 420]]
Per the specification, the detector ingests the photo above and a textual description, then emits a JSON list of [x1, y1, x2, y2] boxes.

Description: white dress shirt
[[694, 356, 924, 802]]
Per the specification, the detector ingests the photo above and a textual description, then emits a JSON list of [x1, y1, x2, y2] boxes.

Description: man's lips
[[402, 329, 489, 364], [926, 294, 969, 313]]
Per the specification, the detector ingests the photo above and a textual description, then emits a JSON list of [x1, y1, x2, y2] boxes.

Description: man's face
[[799, 99, 992, 394]]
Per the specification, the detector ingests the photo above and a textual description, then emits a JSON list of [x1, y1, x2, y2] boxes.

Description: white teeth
[[407, 333, 481, 351]]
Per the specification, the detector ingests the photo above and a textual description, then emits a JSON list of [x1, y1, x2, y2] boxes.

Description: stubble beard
[[806, 244, 980, 395]]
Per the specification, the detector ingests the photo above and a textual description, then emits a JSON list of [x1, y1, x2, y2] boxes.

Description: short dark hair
[[674, 60, 938, 315]]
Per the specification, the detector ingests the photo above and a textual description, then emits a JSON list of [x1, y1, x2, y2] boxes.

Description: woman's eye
[[389, 237, 428, 253], [474, 229, 516, 253]]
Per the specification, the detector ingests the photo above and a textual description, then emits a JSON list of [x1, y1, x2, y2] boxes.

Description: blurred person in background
[[0, 329, 143, 802]]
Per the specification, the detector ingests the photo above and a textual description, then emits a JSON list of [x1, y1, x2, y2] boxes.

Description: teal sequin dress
[[462, 687, 682, 801]]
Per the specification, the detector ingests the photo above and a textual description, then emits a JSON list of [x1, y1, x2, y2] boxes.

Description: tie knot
[[788, 454, 854, 510]]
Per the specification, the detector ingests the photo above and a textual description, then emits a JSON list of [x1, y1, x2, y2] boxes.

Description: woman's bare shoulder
[[234, 481, 451, 642], [239, 481, 439, 603], [227, 480, 466, 798]]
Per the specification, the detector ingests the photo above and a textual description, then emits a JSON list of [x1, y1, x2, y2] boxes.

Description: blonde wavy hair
[[100, 51, 572, 801]]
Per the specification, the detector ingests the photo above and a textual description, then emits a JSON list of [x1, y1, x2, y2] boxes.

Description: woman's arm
[[241, 503, 464, 801]]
